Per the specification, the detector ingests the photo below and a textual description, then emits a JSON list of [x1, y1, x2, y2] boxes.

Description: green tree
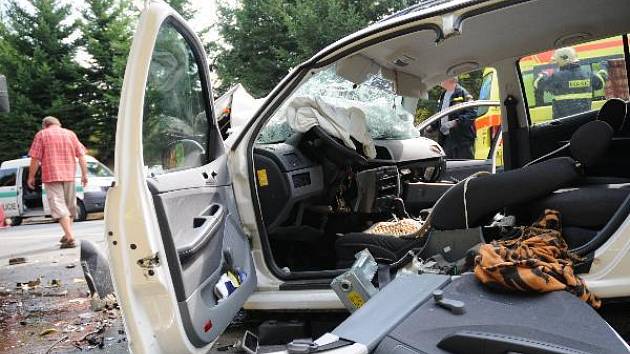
[[212, 0, 415, 97], [0, 0, 89, 162], [212, 0, 296, 97], [166, 0, 195, 20], [80, 0, 134, 164]]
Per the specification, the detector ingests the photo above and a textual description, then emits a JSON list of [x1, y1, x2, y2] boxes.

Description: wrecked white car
[[104, 0, 630, 352]]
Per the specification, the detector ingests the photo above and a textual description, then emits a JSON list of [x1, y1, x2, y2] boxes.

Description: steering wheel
[[303, 126, 368, 168]]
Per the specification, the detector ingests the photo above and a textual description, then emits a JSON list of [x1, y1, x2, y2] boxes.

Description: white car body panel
[[111, 0, 630, 351], [0, 156, 111, 219], [106, 2, 218, 353]]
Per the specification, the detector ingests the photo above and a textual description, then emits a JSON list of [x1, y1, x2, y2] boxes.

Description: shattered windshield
[[256, 66, 419, 144]]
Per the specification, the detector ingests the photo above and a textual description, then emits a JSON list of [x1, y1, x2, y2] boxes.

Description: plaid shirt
[[28, 126, 86, 183]]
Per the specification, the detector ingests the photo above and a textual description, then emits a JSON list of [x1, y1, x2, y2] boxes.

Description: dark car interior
[[252, 98, 630, 276], [21, 167, 43, 210]]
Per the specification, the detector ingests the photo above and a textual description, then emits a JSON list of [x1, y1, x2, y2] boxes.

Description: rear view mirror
[[0, 75, 9, 113]]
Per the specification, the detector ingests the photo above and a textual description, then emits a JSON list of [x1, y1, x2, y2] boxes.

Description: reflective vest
[[535, 63, 605, 119]]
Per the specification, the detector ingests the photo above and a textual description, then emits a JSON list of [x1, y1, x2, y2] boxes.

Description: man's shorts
[[45, 182, 77, 219]]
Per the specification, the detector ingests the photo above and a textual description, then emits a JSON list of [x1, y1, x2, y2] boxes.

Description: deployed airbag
[[284, 96, 377, 159]]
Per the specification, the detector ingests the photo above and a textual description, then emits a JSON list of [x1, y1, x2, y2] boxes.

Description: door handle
[[193, 204, 221, 228], [178, 204, 225, 263]]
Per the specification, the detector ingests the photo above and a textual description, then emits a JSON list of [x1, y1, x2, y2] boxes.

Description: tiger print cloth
[[474, 209, 601, 308]]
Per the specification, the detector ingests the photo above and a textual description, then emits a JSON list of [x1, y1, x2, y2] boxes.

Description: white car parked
[[0, 155, 113, 224], [106, 0, 630, 352]]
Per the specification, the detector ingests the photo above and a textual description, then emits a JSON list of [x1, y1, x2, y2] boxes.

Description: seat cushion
[[519, 187, 630, 229], [578, 176, 630, 186], [564, 226, 598, 250], [335, 233, 425, 267]]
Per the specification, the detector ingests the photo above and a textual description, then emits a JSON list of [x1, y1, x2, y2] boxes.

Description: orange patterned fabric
[[474, 210, 600, 308]]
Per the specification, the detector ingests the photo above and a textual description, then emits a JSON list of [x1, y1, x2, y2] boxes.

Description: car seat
[[335, 120, 616, 267]]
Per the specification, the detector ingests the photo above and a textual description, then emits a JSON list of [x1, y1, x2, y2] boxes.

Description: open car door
[[106, 2, 256, 352]]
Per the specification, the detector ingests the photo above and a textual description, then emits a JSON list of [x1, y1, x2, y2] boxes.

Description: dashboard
[[253, 143, 324, 228], [253, 137, 446, 229]]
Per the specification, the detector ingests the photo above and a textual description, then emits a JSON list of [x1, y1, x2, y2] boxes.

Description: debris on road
[[43, 289, 68, 297], [45, 335, 68, 354], [8, 257, 27, 266], [39, 328, 58, 337], [65, 263, 76, 269], [47, 279, 62, 287], [0, 261, 127, 353]]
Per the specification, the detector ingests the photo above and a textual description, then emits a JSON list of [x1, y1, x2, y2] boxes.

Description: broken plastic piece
[[8, 257, 26, 265], [331, 249, 379, 312], [433, 289, 465, 315]]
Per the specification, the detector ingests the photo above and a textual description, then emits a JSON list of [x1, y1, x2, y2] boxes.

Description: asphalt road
[[0, 218, 250, 353], [0, 218, 106, 264], [0, 217, 129, 354]]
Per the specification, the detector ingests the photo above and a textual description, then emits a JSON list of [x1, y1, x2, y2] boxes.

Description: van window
[[518, 36, 629, 124], [0, 168, 17, 187], [87, 161, 113, 178]]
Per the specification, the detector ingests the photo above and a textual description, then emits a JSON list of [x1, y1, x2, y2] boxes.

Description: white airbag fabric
[[285, 96, 377, 159]]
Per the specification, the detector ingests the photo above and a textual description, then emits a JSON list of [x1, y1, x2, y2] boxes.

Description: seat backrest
[[569, 120, 614, 167], [431, 157, 579, 230], [597, 98, 626, 133], [431, 121, 613, 230]]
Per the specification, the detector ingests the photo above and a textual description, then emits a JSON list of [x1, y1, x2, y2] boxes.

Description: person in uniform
[[534, 47, 607, 119], [428, 77, 477, 159]]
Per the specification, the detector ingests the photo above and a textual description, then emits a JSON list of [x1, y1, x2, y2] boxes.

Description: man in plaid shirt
[[28, 116, 88, 248]]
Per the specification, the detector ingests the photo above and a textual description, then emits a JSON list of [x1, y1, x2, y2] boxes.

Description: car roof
[[1, 155, 98, 169], [308, 0, 630, 89]]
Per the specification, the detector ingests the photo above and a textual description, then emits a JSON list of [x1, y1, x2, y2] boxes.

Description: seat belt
[[503, 95, 520, 170]]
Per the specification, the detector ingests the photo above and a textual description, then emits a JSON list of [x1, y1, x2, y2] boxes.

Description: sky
[[9, 0, 223, 67], [11, 0, 221, 38]]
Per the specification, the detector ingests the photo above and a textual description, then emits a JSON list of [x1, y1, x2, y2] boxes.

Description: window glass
[[417, 68, 499, 160], [142, 21, 208, 176], [518, 36, 629, 124], [87, 162, 113, 177], [0, 168, 17, 187], [257, 66, 419, 145]]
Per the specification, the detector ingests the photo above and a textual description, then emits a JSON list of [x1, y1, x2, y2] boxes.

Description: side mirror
[[161, 139, 206, 171], [0, 75, 9, 113]]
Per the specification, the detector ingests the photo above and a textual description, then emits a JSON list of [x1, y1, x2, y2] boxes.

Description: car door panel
[[151, 180, 255, 346], [108, 2, 256, 352], [442, 159, 492, 181]]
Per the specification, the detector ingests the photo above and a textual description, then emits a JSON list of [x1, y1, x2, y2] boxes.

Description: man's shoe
[[60, 240, 77, 249]]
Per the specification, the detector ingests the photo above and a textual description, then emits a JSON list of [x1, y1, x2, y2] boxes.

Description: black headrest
[[597, 98, 626, 133], [570, 120, 613, 167]]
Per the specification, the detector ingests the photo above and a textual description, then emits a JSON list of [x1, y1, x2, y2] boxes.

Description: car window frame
[[141, 17, 219, 176]]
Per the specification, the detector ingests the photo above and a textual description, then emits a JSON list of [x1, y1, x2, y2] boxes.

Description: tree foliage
[[0, 0, 88, 162], [0, 0, 195, 164], [80, 0, 134, 164], [213, 0, 416, 97]]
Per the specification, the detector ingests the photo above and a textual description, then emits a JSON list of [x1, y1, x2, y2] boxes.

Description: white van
[[0, 155, 113, 225]]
